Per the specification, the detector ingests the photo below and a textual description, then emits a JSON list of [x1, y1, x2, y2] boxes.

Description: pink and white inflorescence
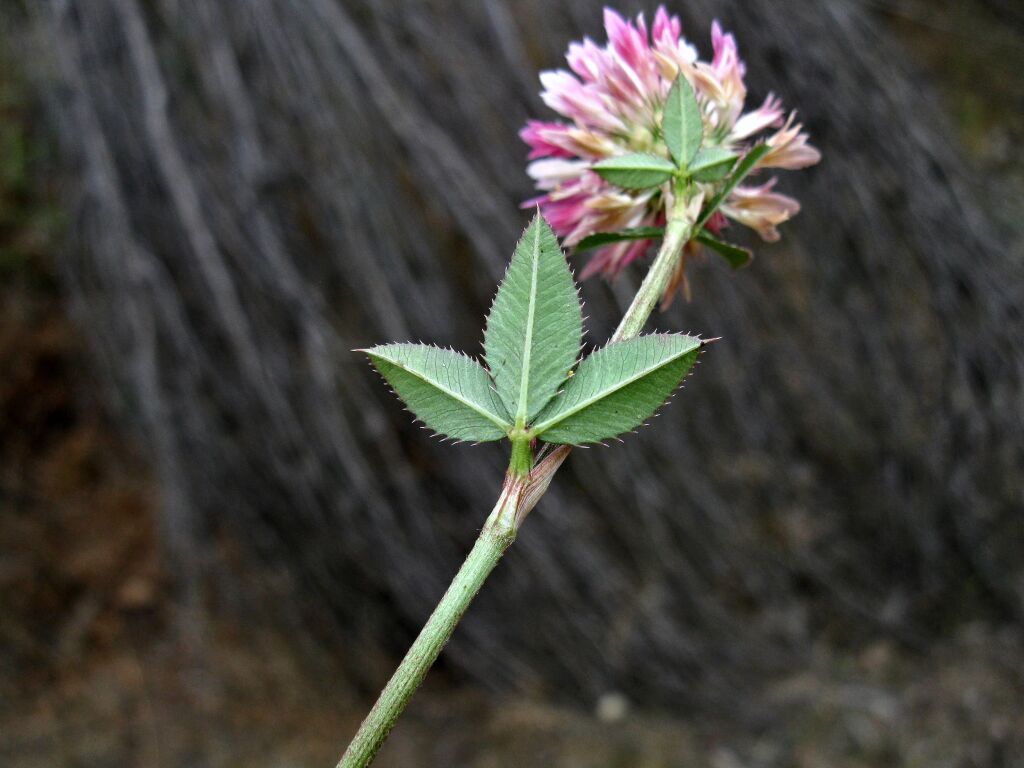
[[522, 7, 820, 298]]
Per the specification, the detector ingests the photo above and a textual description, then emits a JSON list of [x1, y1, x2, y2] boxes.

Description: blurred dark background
[[1, 1, 1022, 766]]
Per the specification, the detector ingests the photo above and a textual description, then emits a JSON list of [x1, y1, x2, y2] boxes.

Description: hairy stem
[[337, 480, 520, 768], [612, 215, 692, 341], [337, 195, 695, 767]]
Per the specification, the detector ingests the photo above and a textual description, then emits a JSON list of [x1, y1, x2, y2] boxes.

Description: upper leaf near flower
[[696, 144, 771, 229], [689, 147, 738, 182], [575, 227, 667, 253], [663, 75, 703, 168], [592, 153, 676, 190]]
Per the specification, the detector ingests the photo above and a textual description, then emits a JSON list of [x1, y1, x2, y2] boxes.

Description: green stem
[[337, 187, 697, 768], [613, 185, 695, 342], [337, 481, 520, 768], [508, 436, 534, 477]]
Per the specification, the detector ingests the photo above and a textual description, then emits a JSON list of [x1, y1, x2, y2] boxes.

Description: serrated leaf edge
[[531, 333, 704, 436], [482, 214, 584, 422], [360, 358, 473, 445], [546, 332, 711, 447], [361, 343, 513, 431]]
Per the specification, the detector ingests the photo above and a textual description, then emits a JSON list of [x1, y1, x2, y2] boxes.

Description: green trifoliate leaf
[[697, 143, 770, 228], [532, 334, 703, 445], [363, 343, 511, 442], [663, 75, 704, 168], [575, 226, 666, 253], [592, 153, 676, 190], [484, 214, 583, 424], [689, 147, 738, 182], [696, 230, 753, 269]]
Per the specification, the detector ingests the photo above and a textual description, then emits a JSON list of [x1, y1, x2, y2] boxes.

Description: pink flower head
[[521, 7, 821, 296]]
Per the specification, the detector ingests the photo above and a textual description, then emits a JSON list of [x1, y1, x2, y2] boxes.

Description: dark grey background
[[2, 0, 1023, 764]]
